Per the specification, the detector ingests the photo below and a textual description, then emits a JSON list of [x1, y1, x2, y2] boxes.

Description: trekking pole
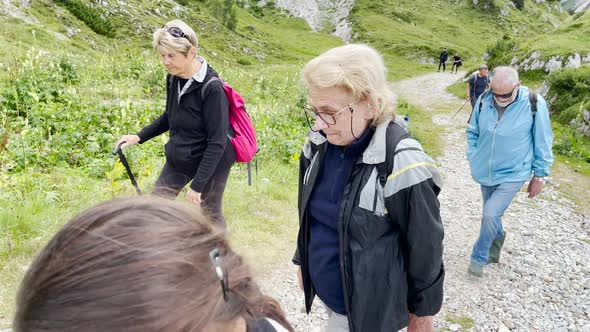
[[112, 143, 142, 195], [452, 100, 469, 119]]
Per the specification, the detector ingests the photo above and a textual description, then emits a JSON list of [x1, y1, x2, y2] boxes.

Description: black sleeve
[[136, 113, 169, 143], [292, 150, 308, 265], [190, 80, 230, 192], [384, 148, 444, 317], [137, 75, 171, 143]]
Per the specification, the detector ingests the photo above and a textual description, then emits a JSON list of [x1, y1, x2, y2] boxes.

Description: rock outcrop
[[273, 0, 354, 42]]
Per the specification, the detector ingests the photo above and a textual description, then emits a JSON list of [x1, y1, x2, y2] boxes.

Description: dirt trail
[[263, 72, 590, 332]]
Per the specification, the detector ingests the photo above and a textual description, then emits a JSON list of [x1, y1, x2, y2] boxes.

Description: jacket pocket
[[358, 168, 386, 216], [349, 231, 408, 331]]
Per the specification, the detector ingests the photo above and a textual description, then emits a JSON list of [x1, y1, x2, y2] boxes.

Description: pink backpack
[[202, 77, 258, 163]]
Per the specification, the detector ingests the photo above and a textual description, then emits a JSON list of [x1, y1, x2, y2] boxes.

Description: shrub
[[55, 0, 115, 37], [547, 65, 590, 124], [485, 35, 518, 69], [513, 0, 524, 10], [210, 0, 238, 31]]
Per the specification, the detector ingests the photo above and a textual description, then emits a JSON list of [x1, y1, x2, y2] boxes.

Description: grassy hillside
[[350, 0, 567, 79], [529, 10, 590, 56], [485, 10, 589, 72]]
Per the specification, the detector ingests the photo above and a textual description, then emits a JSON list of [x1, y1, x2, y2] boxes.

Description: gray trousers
[[324, 307, 349, 332]]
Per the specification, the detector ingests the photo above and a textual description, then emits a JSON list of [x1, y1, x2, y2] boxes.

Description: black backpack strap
[[466, 90, 490, 124], [201, 76, 221, 100], [529, 90, 537, 119], [378, 122, 411, 187], [477, 90, 491, 114]]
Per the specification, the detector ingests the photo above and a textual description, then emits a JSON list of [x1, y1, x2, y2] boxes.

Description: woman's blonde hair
[[302, 44, 397, 126], [152, 19, 198, 56]]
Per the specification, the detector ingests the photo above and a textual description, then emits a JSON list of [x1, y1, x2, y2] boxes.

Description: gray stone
[[449, 323, 462, 331]]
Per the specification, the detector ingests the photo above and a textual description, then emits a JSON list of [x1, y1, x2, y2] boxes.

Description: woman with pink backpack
[[115, 20, 238, 226]]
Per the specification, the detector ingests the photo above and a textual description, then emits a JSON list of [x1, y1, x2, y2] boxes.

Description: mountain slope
[[349, 0, 568, 78]]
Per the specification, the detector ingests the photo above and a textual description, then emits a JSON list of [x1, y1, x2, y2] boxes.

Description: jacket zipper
[[488, 109, 505, 184], [330, 150, 346, 202], [338, 162, 362, 332]]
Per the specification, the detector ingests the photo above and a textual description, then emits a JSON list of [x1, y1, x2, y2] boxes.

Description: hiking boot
[[468, 262, 483, 277], [488, 234, 506, 264]]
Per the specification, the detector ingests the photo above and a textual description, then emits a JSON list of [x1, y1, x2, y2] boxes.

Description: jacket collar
[[192, 56, 208, 83], [306, 117, 392, 165]]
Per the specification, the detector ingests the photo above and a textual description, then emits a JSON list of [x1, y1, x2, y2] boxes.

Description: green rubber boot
[[488, 234, 506, 264], [467, 261, 483, 277]]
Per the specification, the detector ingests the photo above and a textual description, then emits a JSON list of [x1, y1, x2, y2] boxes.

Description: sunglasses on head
[[492, 84, 518, 99], [162, 25, 190, 42]]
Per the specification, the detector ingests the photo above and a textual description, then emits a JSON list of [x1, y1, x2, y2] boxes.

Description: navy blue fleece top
[[308, 128, 374, 315]]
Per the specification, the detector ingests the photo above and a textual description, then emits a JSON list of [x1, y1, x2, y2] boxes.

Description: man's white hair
[[490, 66, 519, 86]]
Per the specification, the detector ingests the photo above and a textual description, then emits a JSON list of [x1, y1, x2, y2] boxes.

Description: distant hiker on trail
[[13, 196, 293, 332], [451, 53, 462, 74], [293, 44, 445, 332], [466, 66, 554, 278], [466, 64, 490, 109], [115, 19, 234, 226], [438, 48, 449, 72]]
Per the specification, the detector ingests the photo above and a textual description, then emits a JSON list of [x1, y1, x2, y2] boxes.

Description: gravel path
[[261, 72, 590, 332]]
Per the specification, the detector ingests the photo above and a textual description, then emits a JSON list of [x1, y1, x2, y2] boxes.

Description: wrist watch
[[532, 176, 545, 183]]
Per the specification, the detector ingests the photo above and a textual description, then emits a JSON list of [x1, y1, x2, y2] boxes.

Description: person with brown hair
[[14, 196, 293, 332]]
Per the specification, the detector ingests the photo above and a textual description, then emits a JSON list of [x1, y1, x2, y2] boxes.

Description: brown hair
[[14, 196, 293, 332]]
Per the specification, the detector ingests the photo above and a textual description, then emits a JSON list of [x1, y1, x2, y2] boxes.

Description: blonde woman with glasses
[[115, 20, 235, 226], [293, 44, 445, 332]]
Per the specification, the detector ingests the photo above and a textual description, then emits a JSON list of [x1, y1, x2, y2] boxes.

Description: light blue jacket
[[466, 86, 554, 186]]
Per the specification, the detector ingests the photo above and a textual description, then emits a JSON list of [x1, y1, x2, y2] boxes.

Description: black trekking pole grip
[[112, 143, 123, 156], [112, 142, 142, 195]]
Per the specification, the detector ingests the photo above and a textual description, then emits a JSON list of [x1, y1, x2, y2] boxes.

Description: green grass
[[446, 314, 476, 330], [0, 159, 301, 326], [555, 155, 590, 177], [526, 11, 590, 57], [399, 100, 444, 158], [447, 81, 468, 100]]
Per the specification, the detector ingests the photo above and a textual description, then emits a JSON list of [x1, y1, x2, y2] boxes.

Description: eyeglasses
[[303, 103, 353, 131], [163, 25, 190, 42], [492, 84, 518, 99], [209, 248, 229, 302]]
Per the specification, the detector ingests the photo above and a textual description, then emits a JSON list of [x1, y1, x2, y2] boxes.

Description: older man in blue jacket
[[466, 66, 553, 277]]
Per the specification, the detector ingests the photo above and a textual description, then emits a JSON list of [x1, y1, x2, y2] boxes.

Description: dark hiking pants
[[438, 60, 446, 72], [153, 145, 235, 227]]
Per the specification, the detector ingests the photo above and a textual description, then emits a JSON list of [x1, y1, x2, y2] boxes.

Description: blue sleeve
[[466, 100, 481, 159], [532, 95, 554, 177]]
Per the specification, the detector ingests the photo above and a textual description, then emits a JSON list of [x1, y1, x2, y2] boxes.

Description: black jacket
[[293, 120, 445, 332], [137, 66, 230, 192]]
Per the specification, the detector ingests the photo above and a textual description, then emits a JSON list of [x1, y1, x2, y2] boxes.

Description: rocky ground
[[260, 72, 590, 332]]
